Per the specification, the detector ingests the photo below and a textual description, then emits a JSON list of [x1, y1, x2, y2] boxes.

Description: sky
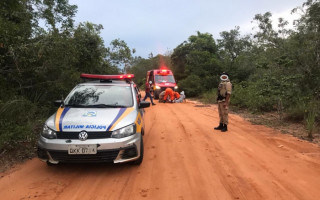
[[69, 0, 306, 58]]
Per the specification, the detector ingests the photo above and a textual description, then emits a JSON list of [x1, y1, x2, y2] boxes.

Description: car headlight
[[111, 124, 136, 138], [155, 86, 161, 90], [174, 86, 178, 89], [41, 125, 57, 139]]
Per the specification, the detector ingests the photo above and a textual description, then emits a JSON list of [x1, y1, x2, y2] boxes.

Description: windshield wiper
[[65, 104, 128, 108], [87, 104, 128, 108], [65, 104, 88, 108]]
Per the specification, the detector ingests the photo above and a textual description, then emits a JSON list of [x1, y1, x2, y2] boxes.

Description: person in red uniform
[[173, 92, 180, 101], [143, 81, 156, 105], [163, 88, 175, 103]]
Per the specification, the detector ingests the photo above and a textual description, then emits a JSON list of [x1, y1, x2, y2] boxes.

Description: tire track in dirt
[[168, 103, 264, 200], [1, 101, 320, 199], [172, 102, 320, 200]]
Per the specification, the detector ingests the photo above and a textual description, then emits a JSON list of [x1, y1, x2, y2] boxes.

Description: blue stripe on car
[[107, 108, 126, 131], [59, 107, 70, 131]]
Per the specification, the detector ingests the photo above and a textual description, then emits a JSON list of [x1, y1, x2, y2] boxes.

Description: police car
[[37, 74, 150, 165]]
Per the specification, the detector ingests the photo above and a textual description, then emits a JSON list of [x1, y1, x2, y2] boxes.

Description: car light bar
[[80, 73, 135, 80], [159, 70, 170, 75]]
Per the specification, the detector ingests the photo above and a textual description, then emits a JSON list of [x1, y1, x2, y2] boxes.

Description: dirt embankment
[[1, 101, 320, 199]]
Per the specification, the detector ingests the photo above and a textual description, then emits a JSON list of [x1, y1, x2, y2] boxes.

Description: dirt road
[[1, 101, 320, 200]]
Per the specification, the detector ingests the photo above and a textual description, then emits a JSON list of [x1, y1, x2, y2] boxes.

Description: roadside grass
[[305, 102, 318, 139], [230, 107, 319, 143], [198, 89, 217, 104], [0, 121, 41, 173], [0, 99, 46, 172], [196, 93, 320, 144]]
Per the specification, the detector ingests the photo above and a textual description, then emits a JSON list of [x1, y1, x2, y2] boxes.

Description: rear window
[[65, 85, 133, 107]]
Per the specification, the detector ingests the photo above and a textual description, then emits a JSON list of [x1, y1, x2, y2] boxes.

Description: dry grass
[[233, 108, 320, 144], [0, 143, 36, 173]]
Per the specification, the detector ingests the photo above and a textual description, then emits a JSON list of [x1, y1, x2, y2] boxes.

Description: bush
[[286, 102, 308, 122], [232, 82, 278, 112], [305, 101, 319, 138], [200, 89, 218, 104], [0, 98, 45, 150], [231, 83, 250, 109], [179, 74, 203, 97]]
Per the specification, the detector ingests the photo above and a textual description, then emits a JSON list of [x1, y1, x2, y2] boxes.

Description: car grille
[[56, 131, 112, 139], [48, 150, 119, 163], [160, 87, 174, 91]]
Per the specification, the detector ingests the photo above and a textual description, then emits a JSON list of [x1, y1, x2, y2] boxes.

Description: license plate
[[68, 145, 97, 155]]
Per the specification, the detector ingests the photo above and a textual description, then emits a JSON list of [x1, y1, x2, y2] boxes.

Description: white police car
[[37, 74, 150, 165]]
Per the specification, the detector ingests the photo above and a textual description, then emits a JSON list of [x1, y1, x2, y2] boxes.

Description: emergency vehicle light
[[80, 73, 135, 80], [159, 69, 170, 75]]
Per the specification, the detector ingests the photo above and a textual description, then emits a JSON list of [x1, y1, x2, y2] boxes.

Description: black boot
[[214, 123, 223, 130], [221, 124, 228, 132]]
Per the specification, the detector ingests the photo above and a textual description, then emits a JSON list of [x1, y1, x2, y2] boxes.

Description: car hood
[[46, 107, 137, 132]]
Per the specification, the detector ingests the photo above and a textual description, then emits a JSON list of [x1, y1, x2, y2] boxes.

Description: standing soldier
[[214, 72, 232, 132]]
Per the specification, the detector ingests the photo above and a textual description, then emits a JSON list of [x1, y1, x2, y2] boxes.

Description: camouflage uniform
[[217, 80, 232, 125]]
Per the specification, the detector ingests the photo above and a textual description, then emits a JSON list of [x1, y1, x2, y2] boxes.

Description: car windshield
[[155, 75, 175, 83], [64, 85, 133, 107]]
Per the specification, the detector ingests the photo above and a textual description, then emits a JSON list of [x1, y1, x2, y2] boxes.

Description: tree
[[72, 22, 106, 73], [217, 26, 253, 82], [0, 0, 122, 152], [171, 31, 221, 95], [36, 0, 77, 33], [106, 39, 135, 73]]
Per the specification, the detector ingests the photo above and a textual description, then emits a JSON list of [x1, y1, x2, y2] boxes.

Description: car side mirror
[[54, 100, 63, 107], [139, 101, 150, 109]]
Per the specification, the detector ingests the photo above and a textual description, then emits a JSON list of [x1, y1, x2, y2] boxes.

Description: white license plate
[[68, 145, 97, 155]]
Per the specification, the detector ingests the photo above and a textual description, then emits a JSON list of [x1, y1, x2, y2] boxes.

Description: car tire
[[132, 136, 144, 165]]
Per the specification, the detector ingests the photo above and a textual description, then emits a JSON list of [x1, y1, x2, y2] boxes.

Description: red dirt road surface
[[1, 101, 320, 200]]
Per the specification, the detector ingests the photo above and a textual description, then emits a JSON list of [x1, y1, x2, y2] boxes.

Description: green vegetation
[[0, 0, 134, 152], [130, 0, 320, 138], [1, 0, 319, 157]]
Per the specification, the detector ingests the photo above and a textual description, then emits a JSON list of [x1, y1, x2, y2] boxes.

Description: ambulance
[[146, 68, 178, 99]]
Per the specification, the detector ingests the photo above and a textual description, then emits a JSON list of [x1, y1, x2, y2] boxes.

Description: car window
[[155, 75, 175, 83], [65, 85, 133, 107]]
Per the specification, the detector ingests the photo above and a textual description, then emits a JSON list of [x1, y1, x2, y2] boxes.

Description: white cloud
[[237, 6, 303, 37]]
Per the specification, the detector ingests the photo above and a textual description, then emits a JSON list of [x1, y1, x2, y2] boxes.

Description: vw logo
[[79, 131, 88, 141]]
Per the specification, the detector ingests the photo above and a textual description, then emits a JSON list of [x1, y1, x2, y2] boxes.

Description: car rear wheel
[[132, 136, 143, 165]]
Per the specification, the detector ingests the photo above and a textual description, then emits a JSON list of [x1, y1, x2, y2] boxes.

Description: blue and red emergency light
[[80, 73, 135, 80]]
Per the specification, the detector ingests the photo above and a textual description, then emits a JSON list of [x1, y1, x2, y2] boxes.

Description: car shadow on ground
[[41, 161, 140, 175]]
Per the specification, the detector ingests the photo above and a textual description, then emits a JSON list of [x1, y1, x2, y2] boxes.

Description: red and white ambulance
[[146, 68, 178, 99]]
